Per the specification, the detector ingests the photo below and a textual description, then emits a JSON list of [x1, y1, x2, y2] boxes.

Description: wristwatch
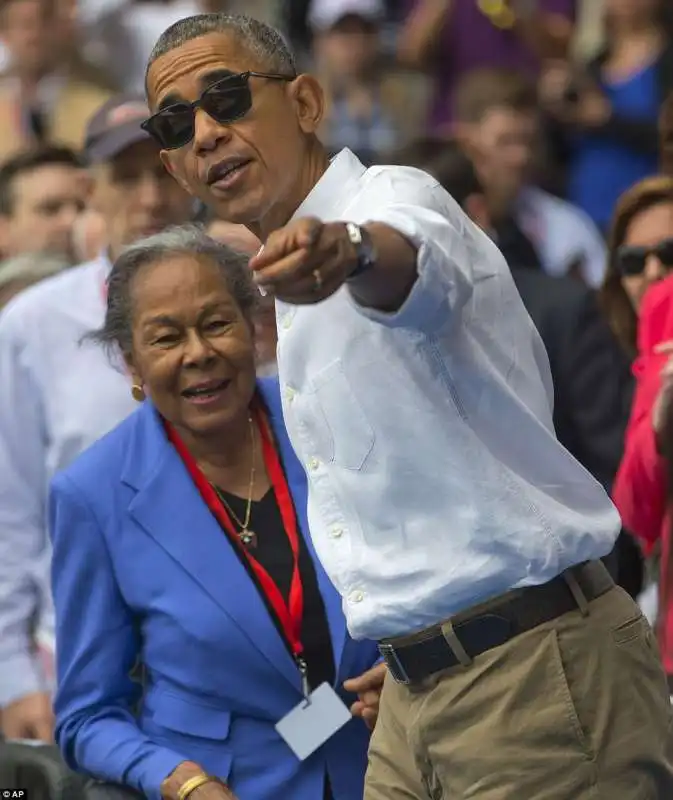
[[345, 222, 377, 278]]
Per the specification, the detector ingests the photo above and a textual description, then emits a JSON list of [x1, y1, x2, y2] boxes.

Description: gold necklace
[[214, 415, 257, 547]]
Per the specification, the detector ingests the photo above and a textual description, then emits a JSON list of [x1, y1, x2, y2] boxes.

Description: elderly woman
[[49, 225, 382, 800]]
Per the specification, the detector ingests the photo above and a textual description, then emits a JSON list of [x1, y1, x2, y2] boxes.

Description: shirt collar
[[291, 148, 367, 221]]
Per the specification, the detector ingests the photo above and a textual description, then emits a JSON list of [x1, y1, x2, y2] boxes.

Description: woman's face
[[619, 201, 673, 312], [126, 254, 256, 440]]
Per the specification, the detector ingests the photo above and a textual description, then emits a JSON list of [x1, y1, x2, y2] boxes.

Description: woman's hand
[[343, 663, 387, 731], [191, 783, 237, 799], [652, 341, 673, 439], [161, 761, 237, 800]]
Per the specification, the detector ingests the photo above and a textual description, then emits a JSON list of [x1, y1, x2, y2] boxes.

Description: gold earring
[[131, 383, 145, 402]]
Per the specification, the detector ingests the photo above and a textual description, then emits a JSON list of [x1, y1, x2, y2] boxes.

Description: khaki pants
[[365, 587, 673, 799]]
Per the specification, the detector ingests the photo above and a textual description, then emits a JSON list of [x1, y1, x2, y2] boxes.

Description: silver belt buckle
[[378, 642, 411, 685]]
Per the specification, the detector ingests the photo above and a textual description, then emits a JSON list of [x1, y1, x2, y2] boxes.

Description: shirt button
[[330, 525, 344, 539], [284, 385, 296, 403], [349, 590, 364, 604], [308, 457, 320, 471], [281, 315, 292, 330]]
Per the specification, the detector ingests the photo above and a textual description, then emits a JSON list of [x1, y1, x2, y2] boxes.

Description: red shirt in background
[[613, 275, 673, 672]]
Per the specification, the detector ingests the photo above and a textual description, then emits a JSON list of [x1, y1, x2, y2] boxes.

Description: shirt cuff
[[129, 749, 188, 800], [348, 208, 473, 334], [0, 650, 49, 706]]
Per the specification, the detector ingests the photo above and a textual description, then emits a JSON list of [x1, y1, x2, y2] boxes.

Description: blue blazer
[[50, 378, 379, 800]]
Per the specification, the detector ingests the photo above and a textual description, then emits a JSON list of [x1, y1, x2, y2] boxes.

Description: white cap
[[308, 0, 384, 31]]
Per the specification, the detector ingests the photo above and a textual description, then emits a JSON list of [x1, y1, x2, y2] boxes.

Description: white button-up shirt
[[0, 255, 136, 704], [277, 149, 620, 642]]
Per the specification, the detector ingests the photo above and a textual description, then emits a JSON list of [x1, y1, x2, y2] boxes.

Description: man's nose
[[193, 107, 231, 155]]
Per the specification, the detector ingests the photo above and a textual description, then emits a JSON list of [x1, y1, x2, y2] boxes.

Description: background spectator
[[0, 146, 86, 262], [453, 68, 607, 286], [541, 0, 673, 231], [397, 0, 575, 133], [599, 175, 673, 358], [0, 0, 112, 160], [310, 0, 415, 165]]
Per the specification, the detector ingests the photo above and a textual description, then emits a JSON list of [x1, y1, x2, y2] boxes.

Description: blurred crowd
[[1, 0, 673, 752]]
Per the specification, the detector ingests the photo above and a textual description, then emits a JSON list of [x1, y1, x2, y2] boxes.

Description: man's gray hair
[[90, 223, 258, 359], [146, 14, 296, 92]]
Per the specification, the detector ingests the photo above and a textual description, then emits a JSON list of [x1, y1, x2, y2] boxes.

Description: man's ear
[[290, 74, 325, 134]]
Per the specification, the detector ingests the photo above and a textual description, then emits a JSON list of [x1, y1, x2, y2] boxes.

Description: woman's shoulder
[[54, 403, 149, 494]]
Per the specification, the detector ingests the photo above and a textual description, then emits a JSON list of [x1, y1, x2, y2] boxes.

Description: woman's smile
[[181, 377, 232, 406]]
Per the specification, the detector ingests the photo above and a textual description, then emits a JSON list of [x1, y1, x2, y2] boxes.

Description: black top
[[216, 487, 336, 692]]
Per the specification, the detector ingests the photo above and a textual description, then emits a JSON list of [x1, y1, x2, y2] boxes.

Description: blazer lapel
[[123, 403, 299, 689], [258, 378, 347, 675]]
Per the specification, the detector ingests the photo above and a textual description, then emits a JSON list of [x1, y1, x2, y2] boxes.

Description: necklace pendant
[[239, 529, 257, 547]]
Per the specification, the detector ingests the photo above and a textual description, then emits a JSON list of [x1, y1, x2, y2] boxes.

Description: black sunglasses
[[614, 238, 673, 277], [141, 71, 295, 151]]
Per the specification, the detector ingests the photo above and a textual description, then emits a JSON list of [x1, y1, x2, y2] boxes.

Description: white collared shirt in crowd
[[516, 186, 607, 288], [277, 148, 620, 642], [0, 254, 136, 705]]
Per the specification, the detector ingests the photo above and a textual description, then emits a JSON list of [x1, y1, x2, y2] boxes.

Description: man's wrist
[[345, 222, 377, 279]]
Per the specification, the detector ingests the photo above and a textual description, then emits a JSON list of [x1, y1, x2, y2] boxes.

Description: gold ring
[[312, 268, 323, 291]]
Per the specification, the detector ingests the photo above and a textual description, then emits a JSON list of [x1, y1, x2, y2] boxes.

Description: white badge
[[275, 682, 352, 760]]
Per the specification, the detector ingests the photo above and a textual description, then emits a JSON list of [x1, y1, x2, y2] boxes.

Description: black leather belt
[[378, 560, 614, 685]]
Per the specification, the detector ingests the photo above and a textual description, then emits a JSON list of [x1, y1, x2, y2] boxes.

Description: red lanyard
[[164, 405, 306, 668]]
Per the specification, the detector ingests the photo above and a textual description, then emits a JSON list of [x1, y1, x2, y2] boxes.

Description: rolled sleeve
[[0, 309, 49, 705], [349, 181, 484, 333]]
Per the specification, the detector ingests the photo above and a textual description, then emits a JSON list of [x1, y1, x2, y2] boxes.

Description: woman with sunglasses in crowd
[[599, 175, 673, 359], [48, 225, 383, 800], [600, 176, 673, 673]]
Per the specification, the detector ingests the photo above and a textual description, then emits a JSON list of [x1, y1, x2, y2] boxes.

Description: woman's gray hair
[[91, 223, 258, 360]]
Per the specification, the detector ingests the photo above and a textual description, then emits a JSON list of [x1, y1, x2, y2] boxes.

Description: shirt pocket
[[310, 359, 375, 471]]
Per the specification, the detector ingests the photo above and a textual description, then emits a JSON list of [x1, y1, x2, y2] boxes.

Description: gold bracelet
[[177, 773, 216, 800]]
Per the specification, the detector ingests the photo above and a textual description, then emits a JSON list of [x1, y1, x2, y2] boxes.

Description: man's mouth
[[206, 158, 252, 187], [181, 378, 231, 401]]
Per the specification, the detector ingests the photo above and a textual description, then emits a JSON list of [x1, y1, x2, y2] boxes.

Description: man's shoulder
[[363, 162, 443, 199], [0, 257, 103, 335]]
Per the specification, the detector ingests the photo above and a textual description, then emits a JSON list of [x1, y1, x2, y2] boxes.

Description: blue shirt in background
[[568, 62, 660, 232]]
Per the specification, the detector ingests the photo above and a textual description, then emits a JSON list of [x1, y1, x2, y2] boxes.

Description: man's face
[[146, 32, 321, 232], [464, 107, 537, 204], [2, 163, 86, 259], [0, 0, 52, 77], [91, 139, 194, 257], [315, 18, 378, 82]]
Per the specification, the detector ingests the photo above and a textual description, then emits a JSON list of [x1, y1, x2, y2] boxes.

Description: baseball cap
[[308, 0, 384, 31], [84, 94, 153, 165]]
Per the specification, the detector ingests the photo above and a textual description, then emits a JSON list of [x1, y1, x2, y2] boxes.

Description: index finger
[[343, 663, 387, 693], [249, 218, 322, 272]]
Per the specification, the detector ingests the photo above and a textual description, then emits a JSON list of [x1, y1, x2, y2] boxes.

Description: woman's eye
[[154, 333, 179, 346], [205, 319, 230, 331]]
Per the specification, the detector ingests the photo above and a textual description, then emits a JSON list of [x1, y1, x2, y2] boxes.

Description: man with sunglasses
[[143, 13, 673, 800]]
